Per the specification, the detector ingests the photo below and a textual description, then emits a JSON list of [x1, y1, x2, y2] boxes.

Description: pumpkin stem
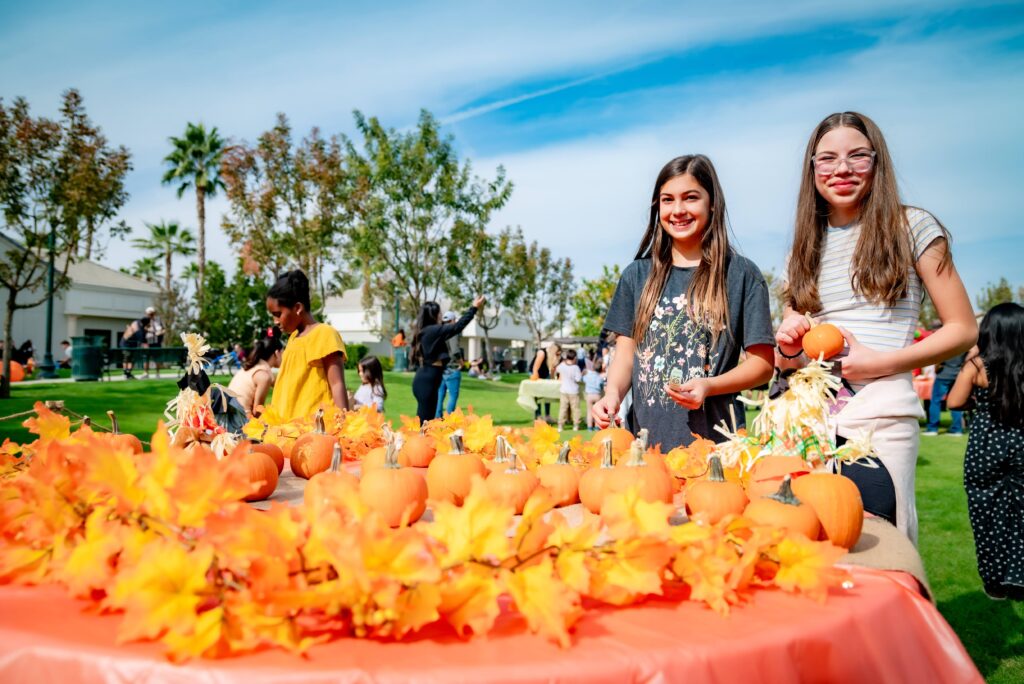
[[600, 438, 615, 468], [82, 415, 91, 427], [707, 455, 727, 483], [107, 410, 120, 435], [493, 435, 510, 464], [313, 408, 326, 435], [449, 431, 465, 454], [328, 443, 342, 472], [638, 428, 649, 450], [625, 439, 646, 467], [767, 475, 803, 506], [506, 445, 521, 473], [383, 439, 401, 469], [556, 442, 571, 466], [259, 422, 269, 443]]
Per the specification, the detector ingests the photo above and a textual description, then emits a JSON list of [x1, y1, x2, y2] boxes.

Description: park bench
[[101, 346, 188, 380]]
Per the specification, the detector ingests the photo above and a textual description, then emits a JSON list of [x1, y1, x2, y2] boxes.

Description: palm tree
[[123, 257, 161, 284], [180, 262, 201, 298], [132, 221, 196, 294], [161, 123, 225, 310]]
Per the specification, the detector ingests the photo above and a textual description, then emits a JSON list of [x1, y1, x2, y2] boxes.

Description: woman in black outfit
[[411, 295, 484, 422]]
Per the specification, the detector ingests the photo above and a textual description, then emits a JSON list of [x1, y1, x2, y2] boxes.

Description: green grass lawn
[[2, 373, 1022, 680]]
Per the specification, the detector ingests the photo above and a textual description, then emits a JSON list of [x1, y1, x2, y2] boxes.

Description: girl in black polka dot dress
[[947, 302, 1024, 600]]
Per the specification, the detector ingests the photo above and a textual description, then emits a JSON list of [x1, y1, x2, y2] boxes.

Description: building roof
[[68, 259, 161, 293]]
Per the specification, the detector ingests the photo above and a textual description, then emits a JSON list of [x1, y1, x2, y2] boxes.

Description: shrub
[[344, 343, 369, 369]]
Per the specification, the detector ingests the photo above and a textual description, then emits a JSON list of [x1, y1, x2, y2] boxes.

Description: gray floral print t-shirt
[[603, 255, 774, 451]]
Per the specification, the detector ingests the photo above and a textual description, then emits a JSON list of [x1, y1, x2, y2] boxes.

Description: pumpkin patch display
[[801, 320, 845, 361], [685, 455, 748, 524], [743, 476, 821, 540], [426, 431, 487, 506], [792, 471, 864, 548], [106, 410, 143, 454], [359, 438, 427, 526], [579, 439, 618, 514], [536, 442, 581, 507], [291, 409, 339, 479], [484, 444, 540, 514]]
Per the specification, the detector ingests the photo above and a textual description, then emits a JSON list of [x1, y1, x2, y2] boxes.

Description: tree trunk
[[482, 328, 492, 368], [84, 216, 95, 261], [196, 185, 206, 316], [164, 247, 172, 296], [1, 295, 15, 399]]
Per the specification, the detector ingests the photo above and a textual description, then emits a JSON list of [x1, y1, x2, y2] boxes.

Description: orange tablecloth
[[0, 568, 980, 683]]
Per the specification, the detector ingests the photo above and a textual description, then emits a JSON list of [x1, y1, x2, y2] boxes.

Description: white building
[[2, 235, 160, 357], [322, 287, 536, 367]]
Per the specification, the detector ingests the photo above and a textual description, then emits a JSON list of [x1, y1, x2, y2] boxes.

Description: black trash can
[[71, 335, 103, 381]]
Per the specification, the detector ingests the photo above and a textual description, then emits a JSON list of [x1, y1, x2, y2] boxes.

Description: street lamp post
[[36, 224, 58, 379]]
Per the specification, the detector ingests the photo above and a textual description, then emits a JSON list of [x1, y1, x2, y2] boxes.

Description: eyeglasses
[[811, 150, 876, 176]]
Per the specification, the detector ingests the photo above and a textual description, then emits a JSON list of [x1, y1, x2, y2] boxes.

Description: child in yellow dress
[[265, 270, 349, 421]]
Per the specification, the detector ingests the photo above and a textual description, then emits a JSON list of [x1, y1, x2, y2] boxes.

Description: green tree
[[121, 257, 160, 284], [220, 114, 348, 308], [162, 122, 225, 311], [343, 110, 513, 321], [445, 225, 523, 363], [506, 238, 574, 346], [131, 220, 196, 294], [199, 260, 270, 348], [1, 92, 121, 395], [572, 264, 621, 336], [975, 277, 1016, 313]]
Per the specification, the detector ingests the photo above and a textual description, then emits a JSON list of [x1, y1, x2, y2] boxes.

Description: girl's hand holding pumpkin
[[666, 377, 710, 409], [776, 312, 812, 357], [836, 327, 887, 381], [591, 393, 621, 429]]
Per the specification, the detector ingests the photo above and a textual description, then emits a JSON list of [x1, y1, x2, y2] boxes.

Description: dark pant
[[413, 365, 444, 423], [839, 456, 897, 526]]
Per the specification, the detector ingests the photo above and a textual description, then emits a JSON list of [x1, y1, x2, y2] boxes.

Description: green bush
[[344, 343, 369, 369], [379, 356, 394, 372]]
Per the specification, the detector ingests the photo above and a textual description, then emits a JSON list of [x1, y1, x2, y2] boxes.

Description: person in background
[[121, 315, 150, 379], [411, 297, 483, 423], [947, 302, 1024, 600], [353, 355, 387, 413], [583, 357, 605, 430], [556, 348, 583, 431], [436, 312, 463, 417], [923, 351, 966, 436], [59, 340, 72, 369], [266, 270, 349, 421], [227, 330, 283, 417], [530, 341, 560, 421], [143, 306, 164, 378], [391, 328, 406, 348]]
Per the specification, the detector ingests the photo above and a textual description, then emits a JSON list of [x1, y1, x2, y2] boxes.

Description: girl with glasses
[[593, 155, 776, 452], [776, 112, 977, 544]]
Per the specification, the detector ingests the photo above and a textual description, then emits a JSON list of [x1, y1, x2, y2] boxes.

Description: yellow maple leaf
[[362, 523, 442, 586], [511, 488, 557, 563], [672, 540, 742, 614], [773, 535, 848, 602], [548, 513, 602, 593], [600, 485, 673, 540], [0, 542, 50, 584], [162, 606, 225, 662], [437, 564, 502, 637], [22, 402, 70, 442], [60, 507, 126, 596], [425, 477, 513, 565], [505, 557, 581, 648], [82, 443, 145, 514], [591, 538, 673, 604], [109, 539, 214, 643], [462, 414, 496, 454], [391, 583, 442, 638]]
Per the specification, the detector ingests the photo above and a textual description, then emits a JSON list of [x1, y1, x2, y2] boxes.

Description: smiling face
[[266, 297, 302, 335], [813, 126, 875, 225], [658, 173, 710, 252]]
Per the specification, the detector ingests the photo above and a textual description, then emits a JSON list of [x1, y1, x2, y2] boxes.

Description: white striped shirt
[[817, 207, 944, 389]]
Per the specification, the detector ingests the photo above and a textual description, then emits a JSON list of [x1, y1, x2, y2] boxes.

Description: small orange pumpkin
[[484, 444, 540, 514], [238, 449, 279, 502], [359, 437, 427, 526], [685, 455, 749, 524], [578, 438, 618, 513], [802, 321, 845, 361], [485, 435, 513, 475], [743, 476, 821, 539], [400, 431, 436, 467], [106, 410, 143, 454], [304, 443, 360, 513], [592, 426, 634, 454], [363, 427, 411, 471], [537, 442, 581, 507], [426, 431, 487, 506], [291, 409, 339, 479], [792, 471, 864, 548], [746, 455, 810, 499], [608, 438, 674, 504], [233, 437, 285, 475]]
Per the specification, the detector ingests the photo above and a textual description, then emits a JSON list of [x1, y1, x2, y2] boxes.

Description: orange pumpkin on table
[[802, 321, 845, 361], [485, 444, 540, 514], [363, 427, 411, 471], [291, 409, 339, 479], [106, 410, 143, 454], [792, 471, 864, 548], [426, 431, 487, 506], [608, 438, 674, 504], [304, 443, 359, 512], [591, 426, 634, 454], [744, 475, 821, 540], [485, 435, 513, 476], [400, 431, 436, 467], [537, 442, 580, 507], [685, 455, 748, 524], [579, 438, 618, 514], [360, 438, 427, 526], [236, 448, 279, 502], [746, 455, 810, 499]]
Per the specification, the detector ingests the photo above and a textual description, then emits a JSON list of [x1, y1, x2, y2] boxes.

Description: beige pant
[[559, 393, 581, 430]]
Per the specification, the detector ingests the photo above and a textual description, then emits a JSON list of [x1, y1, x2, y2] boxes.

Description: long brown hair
[[632, 155, 732, 343], [786, 111, 951, 313]]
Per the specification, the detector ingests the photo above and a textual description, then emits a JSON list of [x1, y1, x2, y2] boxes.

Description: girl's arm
[[947, 347, 981, 410], [592, 335, 635, 428], [323, 352, 349, 411], [667, 344, 775, 409], [775, 305, 812, 370], [840, 239, 977, 381], [251, 369, 272, 415]]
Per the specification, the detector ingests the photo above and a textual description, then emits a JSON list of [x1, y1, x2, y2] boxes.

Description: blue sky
[[2, 0, 1023, 303]]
